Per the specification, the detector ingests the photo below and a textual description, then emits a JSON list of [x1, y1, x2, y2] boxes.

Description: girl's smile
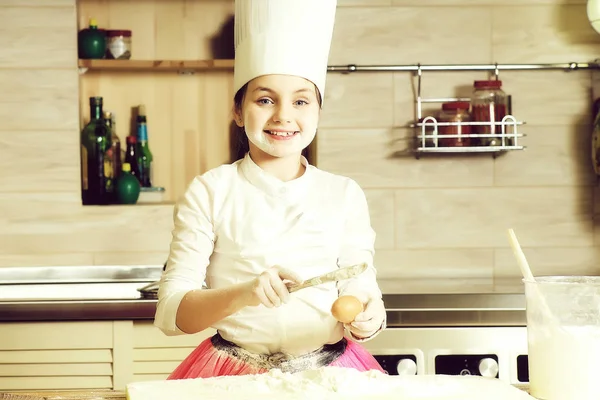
[[264, 129, 300, 139]]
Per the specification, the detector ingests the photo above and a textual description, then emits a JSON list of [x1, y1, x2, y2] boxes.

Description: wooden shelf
[[75, 1, 237, 205], [78, 59, 234, 72]]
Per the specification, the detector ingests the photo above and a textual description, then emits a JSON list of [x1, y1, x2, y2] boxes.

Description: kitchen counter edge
[[0, 293, 528, 326]]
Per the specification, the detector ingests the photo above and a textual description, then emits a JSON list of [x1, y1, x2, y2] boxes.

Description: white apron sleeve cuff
[[154, 289, 191, 336]]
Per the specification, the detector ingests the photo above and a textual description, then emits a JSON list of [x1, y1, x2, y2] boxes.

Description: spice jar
[[438, 101, 471, 147], [106, 30, 132, 60], [471, 80, 508, 146]]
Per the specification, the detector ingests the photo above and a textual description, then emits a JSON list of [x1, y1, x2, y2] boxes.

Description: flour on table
[[126, 366, 535, 400]]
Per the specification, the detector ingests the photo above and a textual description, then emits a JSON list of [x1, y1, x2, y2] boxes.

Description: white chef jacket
[[155, 153, 384, 356]]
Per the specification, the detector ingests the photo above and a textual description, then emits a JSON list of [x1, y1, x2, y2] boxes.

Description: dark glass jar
[[438, 101, 471, 147]]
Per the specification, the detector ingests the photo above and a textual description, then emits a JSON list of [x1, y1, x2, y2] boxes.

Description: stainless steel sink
[[0, 265, 164, 302]]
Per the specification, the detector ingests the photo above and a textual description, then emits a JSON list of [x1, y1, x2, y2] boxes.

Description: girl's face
[[234, 74, 321, 159]]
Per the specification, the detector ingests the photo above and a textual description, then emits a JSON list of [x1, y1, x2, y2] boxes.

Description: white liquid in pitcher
[[528, 326, 600, 400]]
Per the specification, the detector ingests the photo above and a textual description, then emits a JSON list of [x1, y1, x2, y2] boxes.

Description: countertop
[[0, 292, 527, 326], [0, 265, 528, 326], [0, 298, 158, 322]]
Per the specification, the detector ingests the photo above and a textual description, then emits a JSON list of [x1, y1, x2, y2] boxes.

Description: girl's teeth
[[269, 131, 295, 137]]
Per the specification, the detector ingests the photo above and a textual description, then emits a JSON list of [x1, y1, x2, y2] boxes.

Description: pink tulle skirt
[[168, 333, 384, 379]]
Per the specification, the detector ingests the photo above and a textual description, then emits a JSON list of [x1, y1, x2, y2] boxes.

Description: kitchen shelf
[[413, 116, 525, 158], [75, 0, 239, 207], [78, 59, 234, 74], [409, 66, 526, 159]]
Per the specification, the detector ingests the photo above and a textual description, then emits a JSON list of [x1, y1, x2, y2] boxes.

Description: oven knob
[[396, 358, 417, 375], [478, 358, 499, 378]]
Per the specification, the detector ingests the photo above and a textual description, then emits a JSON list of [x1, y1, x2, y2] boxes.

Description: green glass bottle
[[81, 96, 111, 205], [103, 110, 122, 203], [116, 163, 141, 205], [78, 18, 106, 59], [136, 104, 154, 188]]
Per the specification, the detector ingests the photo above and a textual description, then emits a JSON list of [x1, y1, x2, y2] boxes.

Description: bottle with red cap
[[471, 80, 508, 146]]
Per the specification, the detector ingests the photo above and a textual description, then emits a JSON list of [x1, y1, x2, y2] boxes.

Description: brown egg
[[331, 295, 364, 323]]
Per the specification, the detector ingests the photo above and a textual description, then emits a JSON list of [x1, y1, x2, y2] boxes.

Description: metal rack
[[410, 65, 525, 158], [412, 116, 524, 155], [327, 61, 600, 158]]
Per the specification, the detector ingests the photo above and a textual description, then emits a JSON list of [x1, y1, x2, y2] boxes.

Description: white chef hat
[[233, 0, 338, 103]]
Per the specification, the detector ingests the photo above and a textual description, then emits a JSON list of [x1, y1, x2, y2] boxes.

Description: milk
[[528, 325, 600, 400]]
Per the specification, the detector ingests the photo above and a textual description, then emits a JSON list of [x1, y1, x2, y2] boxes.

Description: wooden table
[[1, 384, 532, 399], [0, 391, 126, 400]]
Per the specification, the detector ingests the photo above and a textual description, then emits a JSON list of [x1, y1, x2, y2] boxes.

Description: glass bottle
[[124, 135, 140, 182], [104, 111, 122, 183], [101, 111, 118, 203], [471, 80, 508, 146], [116, 163, 141, 205], [81, 96, 111, 205], [78, 18, 106, 59], [136, 104, 154, 188]]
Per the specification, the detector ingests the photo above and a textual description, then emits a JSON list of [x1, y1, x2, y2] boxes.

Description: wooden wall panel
[[0, 5, 76, 68]]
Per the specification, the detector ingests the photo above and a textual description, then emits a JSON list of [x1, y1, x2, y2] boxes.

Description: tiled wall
[[3, 0, 600, 294], [317, 0, 600, 292]]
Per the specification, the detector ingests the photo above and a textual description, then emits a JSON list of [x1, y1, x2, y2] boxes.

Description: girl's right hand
[[246, 266, 303, 308]]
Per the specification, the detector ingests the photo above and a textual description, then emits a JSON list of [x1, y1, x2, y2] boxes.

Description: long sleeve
[[336, 179, 385, 341], [154, 173, 218, 336]]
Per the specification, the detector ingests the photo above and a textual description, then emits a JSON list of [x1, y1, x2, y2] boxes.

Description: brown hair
[[232, 82, 323, 162]]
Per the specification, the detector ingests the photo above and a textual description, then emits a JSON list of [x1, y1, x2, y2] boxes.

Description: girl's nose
[[272, 104, 292, 123]]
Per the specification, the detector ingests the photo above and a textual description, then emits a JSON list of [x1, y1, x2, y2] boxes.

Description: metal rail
[[327, 61, 600, 73]]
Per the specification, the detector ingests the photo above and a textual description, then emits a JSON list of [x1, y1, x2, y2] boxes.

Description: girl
[[155, 0, 386, 379]]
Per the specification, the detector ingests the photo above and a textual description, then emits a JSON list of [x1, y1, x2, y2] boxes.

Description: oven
[[362, 294, 529, 388]]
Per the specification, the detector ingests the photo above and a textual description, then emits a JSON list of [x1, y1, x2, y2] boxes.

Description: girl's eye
[[295, 100, 308, 106], [257, 98, 273, 105]]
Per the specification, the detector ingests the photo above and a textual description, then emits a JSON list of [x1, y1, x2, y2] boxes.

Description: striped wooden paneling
[[0, 363, 113, 376], [0, 322, 113, 350], [132, 347, 196, 362], [0, 322, 114, 391], [129, 373, 170, 382], [132, 321, 214, 348], [0, 349, 112, 364], [129, 322, 214, 383]]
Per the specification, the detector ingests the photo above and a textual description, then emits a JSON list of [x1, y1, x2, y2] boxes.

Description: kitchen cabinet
[[0, 321, 114, 391], [0, 320, 214, 391], [130, 321, 215, 383], [76, 0, 317, 205]]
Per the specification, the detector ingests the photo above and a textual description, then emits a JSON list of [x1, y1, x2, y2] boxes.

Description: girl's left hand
[[345, 297, 386, 339]]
